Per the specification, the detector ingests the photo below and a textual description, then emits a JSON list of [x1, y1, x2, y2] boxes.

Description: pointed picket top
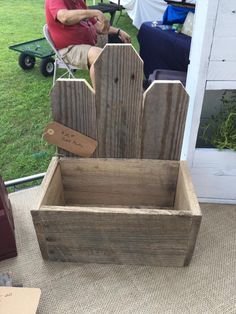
[[51, 79, 97, 157], [142, 81, 189, 160]]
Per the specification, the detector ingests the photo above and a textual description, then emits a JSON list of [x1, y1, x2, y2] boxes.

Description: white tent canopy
[[111, 0, 196, 29]]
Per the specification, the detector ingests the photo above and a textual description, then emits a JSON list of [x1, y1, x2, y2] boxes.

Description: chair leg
[[116, 10, 123, 25], [109, 11, 116, 25], [53, 61, 57, 86]]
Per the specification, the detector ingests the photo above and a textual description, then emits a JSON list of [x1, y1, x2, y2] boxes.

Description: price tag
[[44, 122, 97, 157]]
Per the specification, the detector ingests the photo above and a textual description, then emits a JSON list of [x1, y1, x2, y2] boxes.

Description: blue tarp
[[163, 5, 195, 24]]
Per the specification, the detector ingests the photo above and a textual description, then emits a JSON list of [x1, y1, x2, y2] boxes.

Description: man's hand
[[95, 10, 110, 33], [118, 30, 131, 43], [108, 26, 131, 43]]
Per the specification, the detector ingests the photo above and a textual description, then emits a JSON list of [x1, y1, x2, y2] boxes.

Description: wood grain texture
[[31, 210, 49, 259], [174, 162, 199, 213], [142, 81, 189, 160], [174, 161, 202, 265], [174, 161, 201, 215], [31, 157, 65, 259], [37, 157, 60, 209], [184, 215, 202, 266], [94, 44, 143, 158], [40, 162, 65, 207], [59, 158, 179, 207], [51, 79, 97, 157], [32, 208, 193, 266]]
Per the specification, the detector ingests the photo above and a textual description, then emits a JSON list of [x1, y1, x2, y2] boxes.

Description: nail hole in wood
[[46, 237, 54, 242]]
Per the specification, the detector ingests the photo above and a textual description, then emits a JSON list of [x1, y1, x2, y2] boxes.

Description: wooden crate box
[[31, 45, 202, 266], [32, 157, 201, 266]]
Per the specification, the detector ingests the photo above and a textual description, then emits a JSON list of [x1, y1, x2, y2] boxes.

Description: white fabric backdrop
[[111, 0, 196, 29], [111, 0, 167, 29]]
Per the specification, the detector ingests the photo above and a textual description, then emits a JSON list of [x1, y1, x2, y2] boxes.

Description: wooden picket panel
[[94, 44, 143, 158], [51, 79, 97, 157], [141, 81, 189, 160], [50, 45, 189, 160]]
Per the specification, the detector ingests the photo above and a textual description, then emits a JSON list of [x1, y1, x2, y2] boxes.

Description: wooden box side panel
[[32, 208, 193, 267], [174, 161, 201, 215], [41, 160, 65, 207], [174, 161, 202, 265], [60, 158, 179, 208], [31, 157, 65, 259]]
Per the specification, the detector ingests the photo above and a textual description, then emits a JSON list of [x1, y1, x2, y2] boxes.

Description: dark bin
[[0, 177, 17, 261]]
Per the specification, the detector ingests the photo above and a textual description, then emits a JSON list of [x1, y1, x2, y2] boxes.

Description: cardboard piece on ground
[[44, 121, 98, 157], [0, 287, 41, 314]]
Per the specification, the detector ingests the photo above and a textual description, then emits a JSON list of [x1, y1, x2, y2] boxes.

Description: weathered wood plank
[[59, 158, 179, 207], [184, 215, 202, 266], [32, 208, 193, 266], [31, 210, 49, 259], [37, 157, 61, 209], [51, 79, 97, 157], [40, 205, 190, 215], [94, 44, 143, 158], [40, 163, 65, 207], [142, 81, 189, 160], [174, 161, 201, 215], [174, 161, 202, 265]]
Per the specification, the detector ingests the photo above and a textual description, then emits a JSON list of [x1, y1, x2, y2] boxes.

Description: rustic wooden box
[[31, 157, 201, 266], [31, 45, 202, 266]]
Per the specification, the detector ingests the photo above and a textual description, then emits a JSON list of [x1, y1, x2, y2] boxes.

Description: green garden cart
[[9, 38, 55, 77]]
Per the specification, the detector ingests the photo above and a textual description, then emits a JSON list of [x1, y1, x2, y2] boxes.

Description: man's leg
[[59, 45, 102, 89], [87, 46, 102, 89]]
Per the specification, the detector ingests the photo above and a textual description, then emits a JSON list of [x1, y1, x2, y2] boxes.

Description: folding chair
[[88, 0, 124, 25], [43, 24, 79, 86]]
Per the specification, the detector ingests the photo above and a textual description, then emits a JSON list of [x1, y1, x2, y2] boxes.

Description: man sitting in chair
[[46, 0, 131, 87]]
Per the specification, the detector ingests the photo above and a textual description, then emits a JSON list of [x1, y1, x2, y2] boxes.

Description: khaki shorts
[[59, 44, 91, 70]]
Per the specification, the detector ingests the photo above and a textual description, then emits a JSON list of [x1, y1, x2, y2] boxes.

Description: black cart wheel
[[40, 57, 54, 77], [18, 53, 36, 70]]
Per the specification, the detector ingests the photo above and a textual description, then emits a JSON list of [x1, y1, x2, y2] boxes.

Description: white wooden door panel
[[191, 149, 236, 203], [211, 38, 236, 61], [207, 61, 236, 80], [214, 0, 236, 37], [184, 0, 236, 203]]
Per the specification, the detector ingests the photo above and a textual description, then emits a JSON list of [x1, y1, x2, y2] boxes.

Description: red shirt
[[45, 0, 97, 49]]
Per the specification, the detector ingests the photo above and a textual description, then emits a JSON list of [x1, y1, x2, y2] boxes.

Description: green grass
[[0, 0, 138, 182]]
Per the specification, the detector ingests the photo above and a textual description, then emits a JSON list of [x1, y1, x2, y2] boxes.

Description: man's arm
[[57, 9, 109, 32]]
